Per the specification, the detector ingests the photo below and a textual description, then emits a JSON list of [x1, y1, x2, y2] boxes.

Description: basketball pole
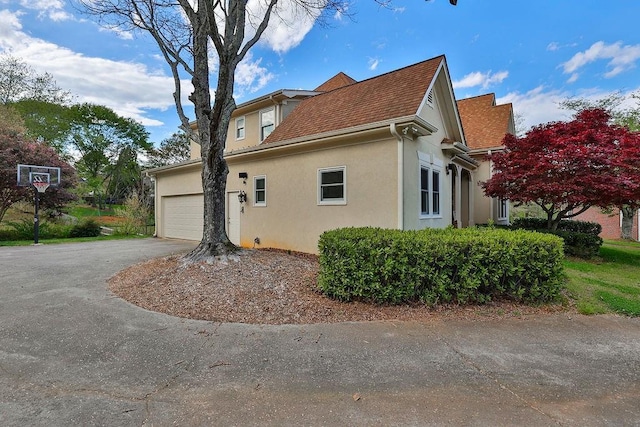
[[34, 185, 40, 244]]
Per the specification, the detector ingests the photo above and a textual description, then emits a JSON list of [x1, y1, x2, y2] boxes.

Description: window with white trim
[[254, 175, 266, 206], [235, 116, 245, 140], [318, 166, 346, 205], [260, 108, 275, 141], [418, 152, 442, 217], [498, 197, 508, 220]]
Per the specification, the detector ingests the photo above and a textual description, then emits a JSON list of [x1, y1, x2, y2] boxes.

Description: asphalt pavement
[[0, 238, 639, 426]]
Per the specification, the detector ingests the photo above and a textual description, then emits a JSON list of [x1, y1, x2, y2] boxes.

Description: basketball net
[[33, 181, 50, 193]]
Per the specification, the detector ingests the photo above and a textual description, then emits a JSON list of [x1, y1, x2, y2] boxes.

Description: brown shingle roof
[[264, 56, 444, 144], [314, 72, 357, 92], [457, 93, 513, 150]]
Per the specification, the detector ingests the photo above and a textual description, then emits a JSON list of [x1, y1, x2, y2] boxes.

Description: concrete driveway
[[0, 238, 639, 426]]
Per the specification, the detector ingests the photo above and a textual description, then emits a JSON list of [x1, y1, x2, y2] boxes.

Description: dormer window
[[260, 108, 275, 141]]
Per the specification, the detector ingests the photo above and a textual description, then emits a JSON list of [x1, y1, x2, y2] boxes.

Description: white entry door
[[227, 191, 241, 245]]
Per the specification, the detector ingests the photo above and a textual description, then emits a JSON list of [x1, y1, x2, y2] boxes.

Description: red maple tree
[[483, 108, 640, 231], [0, 127, 76, 222]]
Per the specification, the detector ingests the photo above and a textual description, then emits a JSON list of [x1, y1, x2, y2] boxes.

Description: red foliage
[[483, 108, 640, 226], [0, 128, 77, 222]]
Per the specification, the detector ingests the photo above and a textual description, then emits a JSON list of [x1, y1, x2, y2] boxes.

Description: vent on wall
[[427, 89, 434, 106]]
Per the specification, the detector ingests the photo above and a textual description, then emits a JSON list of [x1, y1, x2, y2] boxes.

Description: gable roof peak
[[314, 72, 357, 92]]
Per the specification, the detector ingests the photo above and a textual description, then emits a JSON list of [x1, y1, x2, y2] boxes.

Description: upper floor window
[[254, 175, 266, 206], [260, 108, 275, 141], [235, 117, 245, 140], [318, 166, 346, 205]]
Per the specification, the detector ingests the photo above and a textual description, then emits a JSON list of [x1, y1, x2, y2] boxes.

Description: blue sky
[[1, 0, 639, 144]]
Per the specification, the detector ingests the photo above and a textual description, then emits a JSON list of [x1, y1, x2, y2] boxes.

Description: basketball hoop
[[33, 181, 50, 193]]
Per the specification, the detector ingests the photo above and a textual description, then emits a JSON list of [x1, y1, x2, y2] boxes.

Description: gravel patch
[[108, 249, 572, 325]]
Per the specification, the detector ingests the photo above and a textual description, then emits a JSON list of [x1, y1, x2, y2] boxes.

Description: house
[[147, 55, 480, 254], [456, 93, 515, 226], [575, 208, 640, 241]]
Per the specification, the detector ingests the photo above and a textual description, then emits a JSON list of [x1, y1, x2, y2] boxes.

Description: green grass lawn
[[0, 234, 146, 246], [565, 240, 640, 316]]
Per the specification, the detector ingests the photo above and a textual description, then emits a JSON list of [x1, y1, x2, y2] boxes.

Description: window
[[418, 152, 442, 217], [254, 176, 266, 206], [260, 108, 275, 141], [498, 197, 508, 220], [432, 170, 440, 215], [235, 117, 245, 140], [318, 166, 346, 205]]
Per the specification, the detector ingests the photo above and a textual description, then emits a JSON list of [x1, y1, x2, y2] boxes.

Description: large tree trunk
[[621, 205, 636, 240], [185, 51, 238, 261]]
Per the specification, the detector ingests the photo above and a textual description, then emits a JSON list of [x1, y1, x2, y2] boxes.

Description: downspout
[[390, 123, 404, 230]]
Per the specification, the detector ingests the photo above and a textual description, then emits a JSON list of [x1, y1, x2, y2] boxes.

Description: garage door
[[162, 194, 203, 240]]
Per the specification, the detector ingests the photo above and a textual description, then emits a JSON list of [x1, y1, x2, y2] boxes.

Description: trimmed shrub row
[[318, 227, 565, 305], [512, 217, 602, 235], [511, 218, 603, 258]]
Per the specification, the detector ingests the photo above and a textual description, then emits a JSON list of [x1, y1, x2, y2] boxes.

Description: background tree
[[560, 92, 640, 239], [0, 127, 77, 222], [68, 103, 152, 208], [483, 109, 640, 231], [0, 105, 26, 136], [145, 132, 191, 168], [0, 55, 71, 105], [10, 99, 75, 155], [80, 0, 458, 261]]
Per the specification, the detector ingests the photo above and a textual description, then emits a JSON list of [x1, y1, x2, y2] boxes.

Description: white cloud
[[98, 25, 134, 41], [368, 57, 379, 71], [234, 53, 274, 98], [453, 70, 508, 89], [547, 42, 560, 51], [561, 41, 640, 80], [245, 0, 321, 54], [17, 0, 71, 21], [498, 86, 571, 133], [496, 86, 640, 134], [0, 9, 184, 127]]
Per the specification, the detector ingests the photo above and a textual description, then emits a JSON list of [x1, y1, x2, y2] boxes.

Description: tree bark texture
[[621, 205, 636, 240]]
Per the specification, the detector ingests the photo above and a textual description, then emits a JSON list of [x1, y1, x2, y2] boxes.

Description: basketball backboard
[[17, 164, 61, 187]]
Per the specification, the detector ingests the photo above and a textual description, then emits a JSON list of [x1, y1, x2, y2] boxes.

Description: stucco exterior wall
[[472, 158, 492, 224], [226, 109, 262, 151], [225, 137, 399, 253]]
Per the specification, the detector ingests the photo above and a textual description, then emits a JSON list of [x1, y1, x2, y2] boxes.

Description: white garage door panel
[[162, 195, 203, 240]]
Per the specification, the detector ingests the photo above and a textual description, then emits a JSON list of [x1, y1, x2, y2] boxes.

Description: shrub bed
[[511, 218, 603, 258], [5, 219, 71, 240], [318, 227, 565, 305]]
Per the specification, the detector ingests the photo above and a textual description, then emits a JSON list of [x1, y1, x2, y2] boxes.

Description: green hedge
[[318, 227, 565, 305], [512, 217, 602, 235], [511, 218, 603, 258]]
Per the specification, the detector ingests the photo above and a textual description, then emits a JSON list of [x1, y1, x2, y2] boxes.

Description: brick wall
[[575, 207, 639, 241]]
